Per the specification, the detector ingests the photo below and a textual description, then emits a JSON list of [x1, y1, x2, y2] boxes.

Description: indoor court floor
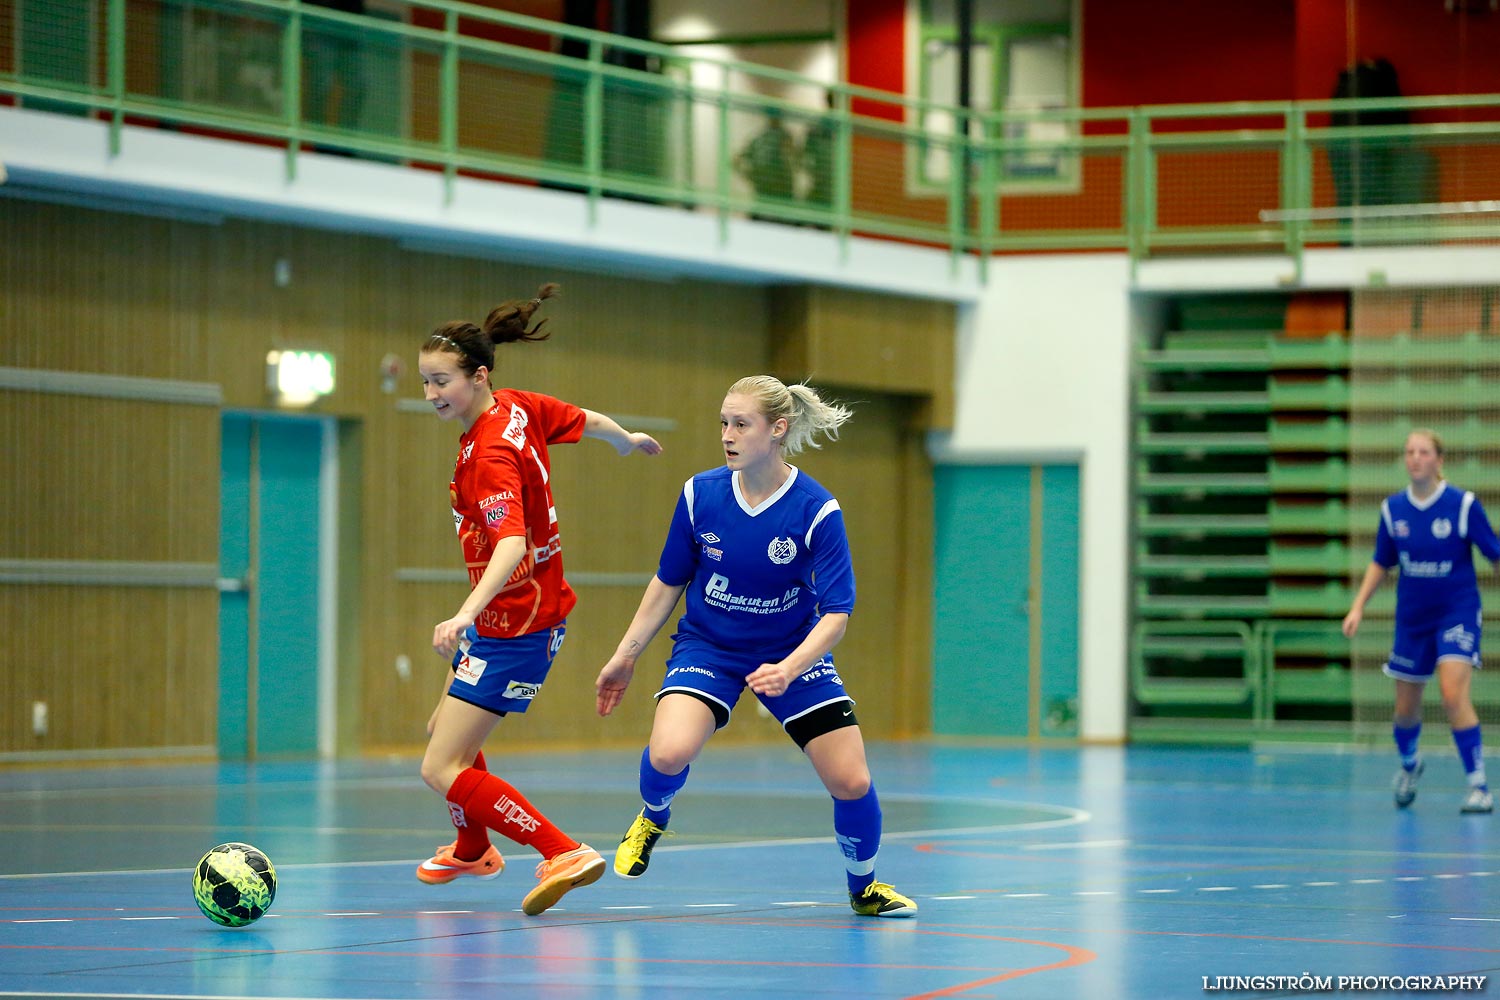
[[1, 741, 1496, 999]]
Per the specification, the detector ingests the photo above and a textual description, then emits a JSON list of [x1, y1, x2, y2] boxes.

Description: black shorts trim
[[784, 699, 857, 749], [445, 690, 507, 718], [659, 689, 730, 730]]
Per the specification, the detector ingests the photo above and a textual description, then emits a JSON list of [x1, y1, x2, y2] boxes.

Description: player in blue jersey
[[593, 375, 917, 917], [1343, 429, 1499, 814]]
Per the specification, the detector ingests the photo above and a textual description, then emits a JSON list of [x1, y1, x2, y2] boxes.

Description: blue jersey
[[1372, 482, 1500, 625], [656, 466, 855, 662]]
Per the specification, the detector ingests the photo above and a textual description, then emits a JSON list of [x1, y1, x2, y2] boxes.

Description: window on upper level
[[912, 0, 1077, 194]]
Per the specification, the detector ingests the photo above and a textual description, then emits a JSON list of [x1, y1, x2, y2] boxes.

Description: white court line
[[0, 805, 1091, 882], [1452, 916, 1500, 922], [1024, 839, 1129, 850], [0, 993, 390, 1000]]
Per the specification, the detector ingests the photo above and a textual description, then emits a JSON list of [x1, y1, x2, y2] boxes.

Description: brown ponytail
[[421, 283, 561, 379]]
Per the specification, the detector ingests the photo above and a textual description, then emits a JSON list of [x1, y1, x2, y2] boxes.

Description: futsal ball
[[193, 842, 277, 927]]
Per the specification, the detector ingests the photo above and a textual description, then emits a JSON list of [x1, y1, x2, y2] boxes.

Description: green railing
[[5, 0, 1500, 274]]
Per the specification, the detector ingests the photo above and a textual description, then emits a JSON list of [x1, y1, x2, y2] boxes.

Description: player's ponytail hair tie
[[484, 282, 560, 346]]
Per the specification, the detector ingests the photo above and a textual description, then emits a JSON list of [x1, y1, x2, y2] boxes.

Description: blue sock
[[1453, 725, 1487, 790], [833, 784, 881, 896], [639, 746, 688, 825], [1394, 721, 1422, 770]]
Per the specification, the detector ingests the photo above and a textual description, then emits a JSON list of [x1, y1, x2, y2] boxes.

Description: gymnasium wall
[[841, 0, 1500, 106], [944, 252, 1134, 743], [0, 197, 948, 757]]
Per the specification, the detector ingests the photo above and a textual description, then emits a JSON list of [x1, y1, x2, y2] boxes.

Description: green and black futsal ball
[[193, 842, 277, 927]]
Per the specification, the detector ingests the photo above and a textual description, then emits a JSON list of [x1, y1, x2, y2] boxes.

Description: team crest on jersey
[[767, 536, 797, 564], [1431, 518, 1452, 539], [1394, 520, 1410, 538]]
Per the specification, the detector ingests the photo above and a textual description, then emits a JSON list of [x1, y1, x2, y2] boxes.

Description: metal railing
[[5, 0, 1500, 274]]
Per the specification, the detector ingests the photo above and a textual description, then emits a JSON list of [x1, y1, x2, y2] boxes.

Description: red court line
[[899, 934, 1096, 999]]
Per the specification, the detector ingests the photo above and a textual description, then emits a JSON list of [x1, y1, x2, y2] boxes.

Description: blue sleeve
[[655, 487, 699, 587], [1372, 510, 1398, 568], [1468, 497, 1500, 563], [810, 508, 856, 615]]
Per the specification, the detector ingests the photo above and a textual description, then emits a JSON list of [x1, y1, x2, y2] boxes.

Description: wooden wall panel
[[771, 284, 956, 420], [0, 396, 218, 561], [1, 198, 938, 759], [0, 588, 217, 753]]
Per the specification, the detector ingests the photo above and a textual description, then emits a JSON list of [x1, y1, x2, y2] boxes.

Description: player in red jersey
[[414, 283, 662, 914]]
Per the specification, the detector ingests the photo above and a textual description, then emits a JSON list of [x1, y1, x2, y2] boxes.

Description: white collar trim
[[732, 466, 798, 516], [1407, 480, 1447, 511]]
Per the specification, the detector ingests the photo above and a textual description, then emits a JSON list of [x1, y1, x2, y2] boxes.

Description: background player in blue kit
[[593, 375, 917, 917], [1343, 429, 1500, 814]]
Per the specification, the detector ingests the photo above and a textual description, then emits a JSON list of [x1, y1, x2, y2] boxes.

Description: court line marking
[[1023, 839, 1128, 850], [0, 808, 1092, 883], [5, 869, 1499, 923], [0, 994, 387, 1000]]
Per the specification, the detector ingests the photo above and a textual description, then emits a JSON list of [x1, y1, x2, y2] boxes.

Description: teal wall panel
[[933, 465, 1031, 736], [1039, 465, 1081, 736], [933, 463, 1080, 738], [218, 416, 252, 759], [218, 414, 322, 759], [255, 418, 322, 757]]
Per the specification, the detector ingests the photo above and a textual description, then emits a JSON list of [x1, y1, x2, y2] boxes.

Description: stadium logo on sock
[[494, 794, 540, 833]]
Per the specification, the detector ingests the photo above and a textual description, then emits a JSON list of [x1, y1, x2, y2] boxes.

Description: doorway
[[218, 412, 337, 759], [932, 462, 1080, 738]]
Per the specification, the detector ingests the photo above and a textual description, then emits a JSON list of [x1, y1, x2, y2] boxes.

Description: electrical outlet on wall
[[31, 701, 48, 737]]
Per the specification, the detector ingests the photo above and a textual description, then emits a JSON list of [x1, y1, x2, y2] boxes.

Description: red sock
[[446, 767, 579, 860], [448, 751, 492, 861]]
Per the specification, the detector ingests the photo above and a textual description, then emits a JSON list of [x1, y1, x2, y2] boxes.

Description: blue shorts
[[656, 637, 854, 732], [1384, 609, 1483, 683], [448, 622, 566, 715]]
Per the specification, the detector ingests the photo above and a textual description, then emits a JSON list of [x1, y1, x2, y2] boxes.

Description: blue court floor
[[0, 742, 1496, 999]]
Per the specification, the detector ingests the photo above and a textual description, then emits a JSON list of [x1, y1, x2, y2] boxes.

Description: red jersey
[[449, 389, 586, 638]]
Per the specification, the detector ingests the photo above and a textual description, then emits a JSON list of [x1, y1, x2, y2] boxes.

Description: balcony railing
[[4, 0, 1499, 275]]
